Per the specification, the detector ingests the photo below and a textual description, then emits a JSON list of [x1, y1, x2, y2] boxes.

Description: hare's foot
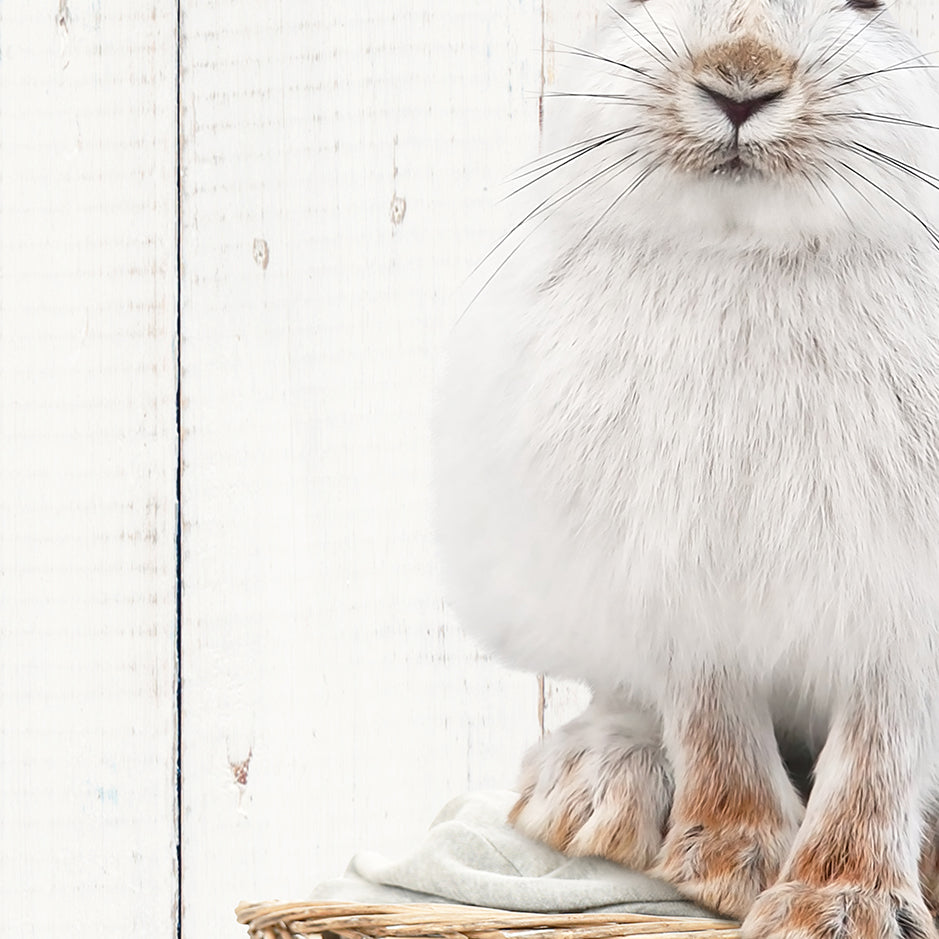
[[654, 815, 796, 920], [509, 698, 672, 870], [743, 883, 936, 939], [651, 679, 803, 919], [742, 682, 938, 939]]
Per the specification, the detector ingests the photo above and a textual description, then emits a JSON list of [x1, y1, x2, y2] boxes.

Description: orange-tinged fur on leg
[[745, 883, 935, 939], [742, 695, 938, 939], [652, 678, 804, 919], [508, 698, 673, 871]]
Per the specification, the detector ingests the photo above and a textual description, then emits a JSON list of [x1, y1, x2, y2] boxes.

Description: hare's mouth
[[669, 136, 792, 180], [710, 151, 761, 179], [716, 155, 745, 172]]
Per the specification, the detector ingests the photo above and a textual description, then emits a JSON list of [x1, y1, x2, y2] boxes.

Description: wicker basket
[[234, 901, 740, 939]]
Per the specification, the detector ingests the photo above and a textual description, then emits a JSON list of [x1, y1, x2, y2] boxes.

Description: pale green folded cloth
[[311, 790, 712, 916]]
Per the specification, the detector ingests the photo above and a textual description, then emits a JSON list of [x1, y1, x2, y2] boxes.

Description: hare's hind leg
[[744, 676, 938, 939], [509, 695, 672, 871], [652, 673, 805, 919]]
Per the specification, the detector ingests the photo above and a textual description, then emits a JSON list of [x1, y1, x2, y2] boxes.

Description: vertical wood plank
[[179, 2, 544, 936], [0, 2, 179, 934], [899, 0, 939, 43]]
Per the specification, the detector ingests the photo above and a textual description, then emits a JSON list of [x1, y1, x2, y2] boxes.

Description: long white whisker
[[552, 42, 661, 89], [832, 158, 939, 250], [567, 162, 660, 260], [462, 151, 649, 318], [469, 149, 646, 285], [808, 0, 896, 79], [606, 2, 671, 68], [503, 128, 647, 197], [639, 0, 685, 60]]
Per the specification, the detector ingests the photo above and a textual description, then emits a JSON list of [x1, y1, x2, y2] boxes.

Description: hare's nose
[[697, 84, 784, 128]]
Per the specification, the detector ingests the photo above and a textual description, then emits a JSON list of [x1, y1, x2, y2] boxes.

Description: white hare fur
[[435, 2, 939, 937]]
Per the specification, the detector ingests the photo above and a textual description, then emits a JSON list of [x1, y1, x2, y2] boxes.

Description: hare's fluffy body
[[438, 233, 939, 704], [438, 0, 939, 720], [436, 2, 939, 937]]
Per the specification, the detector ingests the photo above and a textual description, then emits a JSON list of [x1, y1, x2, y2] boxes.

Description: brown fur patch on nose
[[695, 36, 794, 87]]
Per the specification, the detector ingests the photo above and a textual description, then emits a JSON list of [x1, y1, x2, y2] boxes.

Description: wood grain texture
[[0, 2, 179, 935], [897, 0, 939, 42], [179, 3, 548, 937]]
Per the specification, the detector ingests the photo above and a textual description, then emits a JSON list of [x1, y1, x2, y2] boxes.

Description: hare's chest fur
[[436, 244, 939, 693]]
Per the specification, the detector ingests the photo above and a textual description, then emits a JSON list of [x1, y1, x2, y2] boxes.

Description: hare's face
[[537, 0, 939, 246]]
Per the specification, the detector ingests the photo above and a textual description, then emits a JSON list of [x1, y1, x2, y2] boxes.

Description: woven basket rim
[[235, 899, 740, 939]]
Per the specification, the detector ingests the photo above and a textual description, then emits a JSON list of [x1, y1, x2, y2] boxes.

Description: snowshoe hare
[[435, 2, 939, 938]]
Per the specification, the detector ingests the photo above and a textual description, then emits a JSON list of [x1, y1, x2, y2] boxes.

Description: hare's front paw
[[652, 814, 796, 919], [743, 882, 937, 939], [509, 708, 672, 870]]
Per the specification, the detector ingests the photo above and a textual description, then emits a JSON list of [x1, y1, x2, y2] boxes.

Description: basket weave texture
[[234, 901, 740, 939]]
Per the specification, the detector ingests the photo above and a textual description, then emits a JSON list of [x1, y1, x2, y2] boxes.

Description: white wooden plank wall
[[0, 2, 179, 936], [1, 3, 938, 938], [178, 6, 557, 935]]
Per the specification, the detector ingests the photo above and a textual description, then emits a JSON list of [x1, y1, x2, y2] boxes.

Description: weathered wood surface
[[0, 2, 179, 935], [1, 2, 938, 938], [178, 3, 545, 937]]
